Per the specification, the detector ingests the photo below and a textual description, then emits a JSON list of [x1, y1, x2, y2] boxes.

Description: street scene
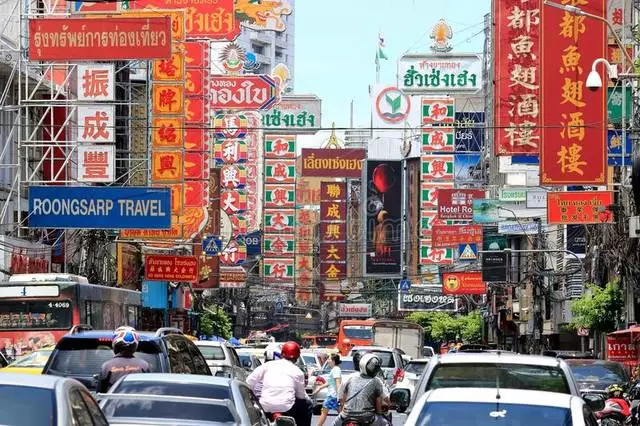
[[0, 0, 638, 424]]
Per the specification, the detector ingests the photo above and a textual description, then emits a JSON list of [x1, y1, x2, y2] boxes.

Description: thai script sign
[[437, 189, 485, 220], [338, 303, 372, 317], [431, 225, 483, 248], [607, 334, 636, 363], [399, 54, 482, 94], [145, 255, 198, 283], [28, 17, 172, 61], [263, 95, 322, 134], [398, 289, 457, 312], [547, 191, 614, 225], [442, 272, 486, 295], [540, 0, 606, 185], [301, 148, 365, 178], [210, 75, 278, 111], [455, 112, 484, 152], [28, 186, 171, 229]]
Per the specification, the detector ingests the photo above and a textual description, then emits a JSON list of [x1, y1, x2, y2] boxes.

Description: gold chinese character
[[560, 45, 582, 74], [557, 143, 587, 175], [510, 35, 535, 59], [326, 184, 342, 199], [325, 264, 342, 280], [561, 0, 588, 6], [560, 112, 585, 141], [560, 78, 586, 107], [516, 94, 539, 118], [509, 64, 538, 90], [504, 121, 539, 148], [559, 12, 586, 42], [507, 6, 540, 32]]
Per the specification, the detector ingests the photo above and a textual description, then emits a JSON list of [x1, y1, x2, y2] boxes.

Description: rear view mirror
[[274, 415, 296, 426], [582, 393, 605, 412], [390, 388, 410, 413]]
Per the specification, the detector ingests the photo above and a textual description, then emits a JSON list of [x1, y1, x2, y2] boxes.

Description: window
[[0, 300, 72, 330], [101, 398, 236, 423], [198, 345, 226, 360], [187, 341, 211, 375], [69, 389, 94, 425], [112, 380, 230, 399], [353, 350, 395, 368], [166, 336, 195, 374], [79, 390, 109, 426], [343, 326, 372, 340], [251, 43, 264, 55], [0, 385, 54, 425], [228, 347, 242, 367], [568, 363, 629, 386], [240, 385, 264, 425], [405, 362, 428, 375]]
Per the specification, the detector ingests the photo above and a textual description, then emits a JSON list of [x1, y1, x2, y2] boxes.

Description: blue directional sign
[[240, 231, 262, 257], [202, 237, 223, 256], [28, 186, 171, 229], [399, 279, 411, 293], [458, 243, 478, 262]]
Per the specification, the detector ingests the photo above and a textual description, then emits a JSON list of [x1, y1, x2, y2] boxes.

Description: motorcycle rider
[[334, 353, 389, 426], [246, 341, 312, 426], [603, 384, 632, 419], [98, 326, 150, 393]]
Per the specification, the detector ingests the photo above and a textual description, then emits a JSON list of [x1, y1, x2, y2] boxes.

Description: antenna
[[495, 376, 501, 412]]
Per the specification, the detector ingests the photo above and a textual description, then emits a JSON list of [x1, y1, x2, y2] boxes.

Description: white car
[[195, 341, 248, 382], [399, 388, 598, 426], [391, 358, 430, 395]]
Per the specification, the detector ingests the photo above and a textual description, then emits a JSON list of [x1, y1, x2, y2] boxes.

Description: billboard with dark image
[[365, 160, 402, 275]]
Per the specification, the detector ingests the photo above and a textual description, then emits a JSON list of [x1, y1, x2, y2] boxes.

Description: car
[[0, 373, 109, 425], [195, 340, 248, 381], [43, 327, 211, 391], [391, 358, 430, 395], [403, 352, 581, 414], [98, 373, 280, 425], [348, 346, 406, 386], [236, 348, 263, 372], [301, 350, 323, 376], [1, 346, 54, 374], [394, 387, 599, 425], [566, 359, 631, 396], [310, 356, 356, 413]]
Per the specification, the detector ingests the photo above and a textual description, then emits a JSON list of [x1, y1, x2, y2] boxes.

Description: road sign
[[202, 237, 223, 256], [458, 243, 478, 261], [399, 279, 411, 293], [577, 327, 590, 337]]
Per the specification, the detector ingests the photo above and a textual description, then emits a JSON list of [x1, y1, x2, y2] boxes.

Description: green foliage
[[406, 311, 483, 344], [570, 280, 624, 334], [200, 306, 233, 339]]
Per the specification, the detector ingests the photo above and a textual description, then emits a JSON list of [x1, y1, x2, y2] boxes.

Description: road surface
[[312, 413, 407, 425]]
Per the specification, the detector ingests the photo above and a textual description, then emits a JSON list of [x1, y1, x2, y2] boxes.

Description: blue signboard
[[239, 231, 262, 257], [202, 237, 223, 256], [399, 279, 411, 293], [607, 130, 632, 156], [511, 155, 539, 165], [141, 281, 168, 309], [28, 186, 171, 229], [458, 243, 478, 262], [454, 112, 484, 152], [608, 156, 632, 166]]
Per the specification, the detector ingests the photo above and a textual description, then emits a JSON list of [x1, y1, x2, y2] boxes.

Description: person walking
[[313, 353, 342, 426]]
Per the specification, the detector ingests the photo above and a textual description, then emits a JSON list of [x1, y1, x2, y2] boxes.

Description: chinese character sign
[[320, 180, 347, 286], [494, 0, 541, 155], [77, 64, 115, 101], [541, 0, 606, 185], [296, 208, 317, 302], [77, 145, 115, 183], [77, 105, 115, 143]]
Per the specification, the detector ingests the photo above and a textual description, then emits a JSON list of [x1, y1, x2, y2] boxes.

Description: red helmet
[[281, 341, 300, 361]]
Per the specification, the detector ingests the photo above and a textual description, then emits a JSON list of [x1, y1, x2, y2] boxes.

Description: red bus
[[337, 319, 375, 355], [301, 334, 338, 350], [0, 273, 141, 357]]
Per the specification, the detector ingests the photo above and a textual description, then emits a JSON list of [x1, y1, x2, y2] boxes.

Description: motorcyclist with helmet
[[333, 353, 389, 426], [98, 326, 151, 393], [247, 341, 312, 426], [602, 384, 631, 418]]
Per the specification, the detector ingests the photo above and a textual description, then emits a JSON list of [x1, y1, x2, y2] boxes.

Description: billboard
[[398, 54, 482, 94], [547, 191, 614, 224], [540, 0, 607, 184], [437, 189, 485, 220], [455, 112, 484, 152], [300, 148, 365, 178], [398, 289, 457, 312], [494, 0, 540, 155], [210, 75, 279, 111], [338, 303, 372, 317], [28, 186, 171, 229], [263, 95, 322, 134], [431, 225, 483, 248], [442, 272, 486, 295], [28, 17, 172, 61], [365, 161, 402, 275], [320, 182, 347, 285], [145, 255, 198, 283]]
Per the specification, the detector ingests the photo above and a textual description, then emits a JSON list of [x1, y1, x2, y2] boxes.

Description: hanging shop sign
[[264, 210, 295, 234], [28, 17, 172, 61], [338, 303, 372, 317], [420, 211, 453, 238], [214, 139, 248, 165], [607, 86, 632, 125], [437, 189, 484, 220], [526, 190, 547, 209], [152, 117, 183, 149], [151, 83, 185, 115], [421, 155, 454, 180], [263, 258, 295, 283], [77, 145, 115, 183], [499, 189, 527, 202], [301, 148, 365, 178], [265, 135, 296, 159], [442, 272, 486, 295], [264, 184, 296, 208], [77, 64, 115, 101], [220, 164, 247, 189], [264, 159, 296, 184], [77, 105, 115, 144], [422, 128, 455, 152], [210, 75, 278, 111], [262, 95, 322, 134], [219, 266, 247, 289], [145, 255, 198, 283], [263, 234, 295, 257], [431, 225, 483, 248], [455, 112, 484, 152], [398, 54, 482, 94], [422, 97, 455, 124], [420, 182, 455, 209], [419, 246, 455, 265], [547, 191, 614, 225], [398, 289, 457, 312], [152, 50, 185, 81], [213, 113, 248, 140], [320, 261, 347, 282]]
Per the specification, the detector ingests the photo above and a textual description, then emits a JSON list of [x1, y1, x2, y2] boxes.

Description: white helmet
[[359, 353, 382, 377]]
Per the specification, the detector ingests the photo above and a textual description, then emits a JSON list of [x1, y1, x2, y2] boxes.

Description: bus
[[337, 319, 375, 355], [0, 273, 141, 358], [301, 334, 338, 350]]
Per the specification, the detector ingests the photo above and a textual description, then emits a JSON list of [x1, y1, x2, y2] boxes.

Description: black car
[[566, 359, 630, 396], [42, 327, 211, 391]]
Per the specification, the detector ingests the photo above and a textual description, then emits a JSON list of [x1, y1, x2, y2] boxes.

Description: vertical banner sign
[[541, 0, 607, 185], [365, 161, 402, 275], [494, 0, 541, 155], [296, 208, 318, 302], [194, 169, 221, 290], [320, 182, 347, 300]]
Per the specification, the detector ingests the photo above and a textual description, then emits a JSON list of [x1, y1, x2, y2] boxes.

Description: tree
[[570, 280, 624, 334], [406, 311, 483, 344], [200, 306, 233, 339], [459, 310, 483, 343]]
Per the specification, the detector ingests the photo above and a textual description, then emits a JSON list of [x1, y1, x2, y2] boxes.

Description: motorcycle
[[595, 399, 631, 426]]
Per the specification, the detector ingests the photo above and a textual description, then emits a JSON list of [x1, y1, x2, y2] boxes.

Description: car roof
[[0, 372, 69, 389], [434, 352, 564, 367], [421, 387, 577, 407], [59, 330, 161, 342], [117, 373, 234, 386], [408, 358, 431, 363], [194, 341, 227, 347]]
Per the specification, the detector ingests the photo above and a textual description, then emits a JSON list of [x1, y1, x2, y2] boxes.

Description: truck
[[371, 320, 424, 359]]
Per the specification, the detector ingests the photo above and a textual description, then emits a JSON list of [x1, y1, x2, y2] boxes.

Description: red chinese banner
[[541, 0, 607, 185], [320, 201, 347, 222], [546, 191, 614, 224], [494, 0, 541, 155], [431, 225, 483, 248], [442, 272, 486, 295], [320, 180, 347, 292], [145, 255, 198, 283], [321, 182, 348, 202]]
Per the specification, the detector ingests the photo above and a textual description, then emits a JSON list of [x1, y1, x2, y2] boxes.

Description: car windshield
[[0, 385, 55, 425], [413, 402, 572, 426], [100, 398, 236, 423], [353, 350, 395, 368], [323, 360, 355, 373], [569, 363, 629, 384], [112, 380, 231, 399], [316, 337, 337, 347], [343, 326, 372, 340], [427, 363, 570, 394], [238, 354, 252, 365], [303, 355, 318, 366], [47, 338, 161, 376], [405, 362, 428, 375], [198, 346, 226, 361], [10, 349, 52, 368]]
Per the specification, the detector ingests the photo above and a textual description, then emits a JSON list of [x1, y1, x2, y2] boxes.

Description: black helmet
[[352, 351, 362, 371], [359, 353, 382, 378]]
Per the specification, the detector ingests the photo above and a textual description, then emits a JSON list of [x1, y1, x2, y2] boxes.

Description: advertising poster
[[482, 229, 507, 282], [454, 112, 484, 152], [473, 199, 500, 223], [365, 161, 402, 275], [566, 224, 587, 256], [442, 272, 486, 295], [454, 153, 482, 183]]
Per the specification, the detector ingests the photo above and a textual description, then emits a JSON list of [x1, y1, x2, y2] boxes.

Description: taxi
[[1, 347, 54, 374]]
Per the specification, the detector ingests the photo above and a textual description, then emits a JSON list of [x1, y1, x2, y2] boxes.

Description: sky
[[293, 0, 490, 148]]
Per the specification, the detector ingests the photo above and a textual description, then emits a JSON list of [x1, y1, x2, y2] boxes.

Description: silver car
[[195, 341, 248, 382], [0, 372, 108, 425]]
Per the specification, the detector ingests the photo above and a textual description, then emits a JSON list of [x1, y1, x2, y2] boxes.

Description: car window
[[569, 363, 629, 385], [353, 350, 395, 368], [198, 345, 227, 361], [187, 341, 211, 375], [228, 347, 242, 367], [240, 385, 264, 425], [69, 389, 95, 425], [0, 385, 54, 425], [166, 336, 196, 374], [101, 398, 236, 423], [112, 380, 231, 399], [79, 390, 109, 426], [405, 362, 428, 375], [303, 355, 318, 366]]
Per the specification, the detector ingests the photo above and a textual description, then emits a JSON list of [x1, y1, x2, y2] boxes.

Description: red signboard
[[432, 225, 483, 248], [320, 201, 347, 222], [301, 149, 366, 178], [442, 272, 486, 295], [319, 222, 347, 242], [145, 255, 199, 283], [540, 0, 607, 185], [607, 335, 636, 363], [494, 0, 541, 155], [320, 242, 347, 263], [29, 17, 172, 61], [320, 262, 347, 282], [320, 182, 348, 202], [546, 191, 614, 224], [437, 189, 485, 220], [210, 75, 278, 111]]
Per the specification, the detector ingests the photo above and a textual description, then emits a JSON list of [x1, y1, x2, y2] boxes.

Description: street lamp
[[586, 58, 619, 89]]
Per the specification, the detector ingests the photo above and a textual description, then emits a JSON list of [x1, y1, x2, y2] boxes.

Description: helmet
[[280, 341, 301, 362], [264, 348, 282, 362], [112, 326, 139, 355], [352, 351, 362, 371], [359, 353, 382, 377], [608, 384, 625, 397]]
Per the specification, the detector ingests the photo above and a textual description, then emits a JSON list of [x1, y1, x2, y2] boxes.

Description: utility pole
[[532, 218, 544, 354]]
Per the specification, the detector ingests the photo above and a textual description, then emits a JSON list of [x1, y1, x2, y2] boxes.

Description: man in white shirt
[[247, 341, 311, 426]]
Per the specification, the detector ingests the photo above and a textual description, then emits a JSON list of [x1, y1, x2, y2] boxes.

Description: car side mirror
[[274, 415, 296, 426], [582, 393, 605, 412], [390, 388, 410, 414]]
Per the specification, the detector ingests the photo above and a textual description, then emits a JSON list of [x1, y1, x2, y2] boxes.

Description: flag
[[375, 32, 388, 70]]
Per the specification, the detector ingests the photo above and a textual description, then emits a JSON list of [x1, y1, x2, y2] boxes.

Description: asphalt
[[311, 412, 408, 425]]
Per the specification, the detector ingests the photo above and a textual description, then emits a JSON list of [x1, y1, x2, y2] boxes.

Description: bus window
[[343, 326, 372, 340], [315, 336, 337, 347], [0, 301, 72, 330]]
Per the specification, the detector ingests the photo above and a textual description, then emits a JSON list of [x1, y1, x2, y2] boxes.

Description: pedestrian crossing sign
[[458, 244, 478, 261]]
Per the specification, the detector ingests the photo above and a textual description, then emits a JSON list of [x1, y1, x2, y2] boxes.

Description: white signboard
[[262, 95, 322, 134], [527, 191, 547, 209], [0, 285, 59, 298], [78, 145, 115, 183], [398, 53, 483, 94], [498, 221, 547, 235], [338, 303, 372, 318], [77, 64, 115, 101], [77, 105, 115, 143]]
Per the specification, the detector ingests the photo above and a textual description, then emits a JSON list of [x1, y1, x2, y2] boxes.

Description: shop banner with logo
[[547, 191, 614, 224], [442, 272, 486, 295]]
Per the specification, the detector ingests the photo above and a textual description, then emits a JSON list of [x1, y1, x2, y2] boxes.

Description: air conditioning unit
[[629, 216, 640, 238]]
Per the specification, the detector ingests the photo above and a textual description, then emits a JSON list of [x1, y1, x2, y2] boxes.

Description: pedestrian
[[313, 353, 342, 426]]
